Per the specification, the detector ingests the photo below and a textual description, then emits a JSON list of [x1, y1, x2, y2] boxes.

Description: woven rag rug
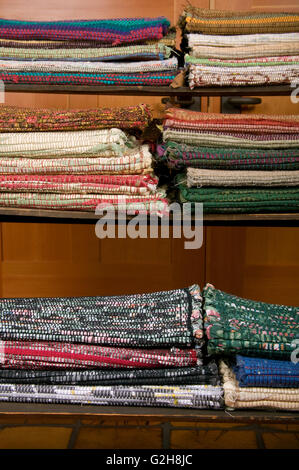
[[0, 193, 168, 214], [179, 7, 299, 35], [185, 55, 299, 88], [234, 355, 299, 388], [0, 150, 153, 175], [0, 175, 159, 196], [0, 104, 152, 132], [0, 57, 178, 74], [0, 363, 221, 386], [187, 32, 299, 47], [157, 142, 299, 171], [0, 44, 172, 61], [0, 28, 177, 49], [203, 284, 299, 359], [164, 108, 299, 135], [0, 70, 178, 86], [0, 17, 170, 44], [163, 130, 299, 149], [177, 176, 299, 213], [0, 340, 200, 370], [0, 383, 224, 409], [220, 361, 299, 411], [186, 168, 299, 187], [0, 128, 132, 157], [189, 43, 299, 60], [0, 285, 203, 348]]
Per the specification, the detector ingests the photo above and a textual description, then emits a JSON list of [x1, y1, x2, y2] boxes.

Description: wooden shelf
[[0, 402, 297, 424], [4, 84, 294, 96], [0, 207, 298, 226]]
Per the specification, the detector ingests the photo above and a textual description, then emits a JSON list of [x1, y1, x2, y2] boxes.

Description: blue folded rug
[[234, 354, 299, 388]]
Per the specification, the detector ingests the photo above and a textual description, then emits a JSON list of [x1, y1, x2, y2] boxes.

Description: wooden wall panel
[[0, 0, 298, 306], [205, 227, 299, 306]]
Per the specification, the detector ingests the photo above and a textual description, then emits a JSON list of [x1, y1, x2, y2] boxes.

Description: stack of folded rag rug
[[179, 6, 299, 88], [0, 285, 224, 409], [0, 104, 168, 213], [203, 283, 299, 410], [158, 107, 299, 213], [0, 17, 178, 86]]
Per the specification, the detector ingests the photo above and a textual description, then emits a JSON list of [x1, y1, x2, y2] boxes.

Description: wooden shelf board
[[4, 84, 294, 96], [0, 207, 298, 225], [0, 402, 297, 423]]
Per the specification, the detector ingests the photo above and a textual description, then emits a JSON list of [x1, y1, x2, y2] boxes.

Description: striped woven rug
[[0, 104, 152, 132], [157, 142, 299, 170], [0, 285, 203, 348], [0, 364, 221, 386], [0, 175, 159, 196], [0, 17, 171, 44], [0, 70, 178, 86], [0, 383, 224, 409], [221, 362, 299, 410], [186, 168, 299, 187], [179, 7, 299, 34]]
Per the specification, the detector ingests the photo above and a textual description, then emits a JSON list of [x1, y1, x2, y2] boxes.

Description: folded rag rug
[[234, 355, 299, 388], [157, 142, 299, 171], [189, 43, 299, 60], [0, 28, 177, 49], [163, 129, 299, 148], [177, 175, 299, 213], [0, 17, 170, 44], [0, 44, 172, 61], [0, 149, 153, 175], [164, 108, 299, 135], [0, 57, 178, 74], [0, 383, 224, 409], [0, 340, 199, 370], [220, 361, 299, 410], [0, 192, 169, 214], [179, 7, 299, 35], [203, 284, 299, 359], [186, 168, 299, 187], [0, 285, 203, 348], [0, 70, 178, 86], [0, 104, 152, 132], [0, 128, 131, 158], [0, 175, 159, 196], [0, 362, 221, 386], [185, 55, 299, 88], [187, 32, 299, 47]]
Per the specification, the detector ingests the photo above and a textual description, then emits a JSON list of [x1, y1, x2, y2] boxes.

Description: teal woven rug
[[203, 284, 299, 359], [177, 174, 299, 213]]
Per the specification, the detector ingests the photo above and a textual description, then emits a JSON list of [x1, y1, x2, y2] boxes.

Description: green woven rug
[[177, 174, 299, 213], [203, 284, 299, 359]]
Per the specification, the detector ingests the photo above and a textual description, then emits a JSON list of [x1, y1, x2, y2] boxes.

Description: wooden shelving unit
[[2, 82, 298, 425]]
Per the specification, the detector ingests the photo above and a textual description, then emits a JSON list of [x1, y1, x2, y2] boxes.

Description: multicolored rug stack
[[178, 6, 299, 88], [0, 104, 168, 213], [203, 284, 299, 411], [0, 285, 224, 409], [0, 17, 178, 86], [158, 107, 299, 213]]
